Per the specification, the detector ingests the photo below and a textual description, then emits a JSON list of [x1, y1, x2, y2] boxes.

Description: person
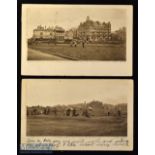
[[70, 41, 73, 47], [54, 38, 57, 45], [74, 40, 77, 47], [70, 40, 77, 47], [73, 108, 77, 116], [82, 40, 85, 48], [66, 108, 71, 116], [53, 107, 57, 116], [118, 110, 121, 116]]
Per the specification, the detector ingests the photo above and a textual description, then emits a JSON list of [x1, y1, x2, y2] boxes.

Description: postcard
[[21, 4, 133, 76], [21, 79, 133, 151]]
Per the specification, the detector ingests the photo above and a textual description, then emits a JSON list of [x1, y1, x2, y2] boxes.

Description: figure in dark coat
[[82, 40, 85, 48]]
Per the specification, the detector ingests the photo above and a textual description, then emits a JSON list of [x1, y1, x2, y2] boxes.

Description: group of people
[[70, 39, 87, 48]]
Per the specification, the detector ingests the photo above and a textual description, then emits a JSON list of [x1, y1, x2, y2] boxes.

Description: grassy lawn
[[28, 48, 67, 60], [28, 43, 126, 61], [27, 115, 127, 136]]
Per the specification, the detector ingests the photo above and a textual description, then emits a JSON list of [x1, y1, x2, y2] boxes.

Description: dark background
[[17, 0, 138, 154]]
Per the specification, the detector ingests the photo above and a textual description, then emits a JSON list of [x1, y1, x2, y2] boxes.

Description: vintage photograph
[[21, 5, 133, 76], [27, 6, 127, 61], [21, 79, 133, 150]]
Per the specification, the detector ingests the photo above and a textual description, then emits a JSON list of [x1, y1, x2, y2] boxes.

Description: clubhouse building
[[32, 16, 112, 42], [77, 16, 111, 41]]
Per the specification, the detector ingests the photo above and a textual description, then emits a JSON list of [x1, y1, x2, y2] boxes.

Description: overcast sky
[[24, 5, 128, 38], [23, 79, 132, 107]]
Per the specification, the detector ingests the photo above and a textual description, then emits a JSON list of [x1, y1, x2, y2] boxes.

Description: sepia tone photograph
[[26, 5, 127, 61], [21, 4, 133, 76], [21, 79, 133, 150]]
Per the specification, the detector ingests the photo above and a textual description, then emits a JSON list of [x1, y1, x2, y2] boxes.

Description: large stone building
[[77, 16, 111, 42], [33, 25, 55, 39], [32, 17, 112, 43], [32, 25, 65, 42]]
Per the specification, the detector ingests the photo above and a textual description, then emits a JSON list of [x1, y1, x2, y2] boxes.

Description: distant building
[[112, 27, 126, 41], [27, 102, 127, 117], [64, 29, 74, 40], [32, 17, 113, 43], [33, 25, 55, 39], [54, 26, 65, 42], [77, 16, 111, 42], [32, 25, 65, 42]]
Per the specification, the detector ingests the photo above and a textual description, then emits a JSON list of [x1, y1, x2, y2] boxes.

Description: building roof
[[34, 25, 54, 31], [54, 26, 65, 32], [78, 16, 111, 31]]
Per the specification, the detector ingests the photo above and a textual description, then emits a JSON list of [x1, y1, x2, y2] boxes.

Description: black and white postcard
[[21, 79, 133, 151], [21, 4, 133, 76]]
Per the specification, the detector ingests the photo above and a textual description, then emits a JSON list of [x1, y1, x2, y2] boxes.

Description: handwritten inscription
[[21, 138, 129, 150]]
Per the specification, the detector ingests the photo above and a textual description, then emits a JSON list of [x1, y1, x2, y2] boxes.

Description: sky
[[24, 5, 128, 38], [23, 79, 132, 107]]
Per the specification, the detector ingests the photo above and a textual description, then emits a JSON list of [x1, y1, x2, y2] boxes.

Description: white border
[[21, 79, 133, 151], [21, 4, 133, 76]]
